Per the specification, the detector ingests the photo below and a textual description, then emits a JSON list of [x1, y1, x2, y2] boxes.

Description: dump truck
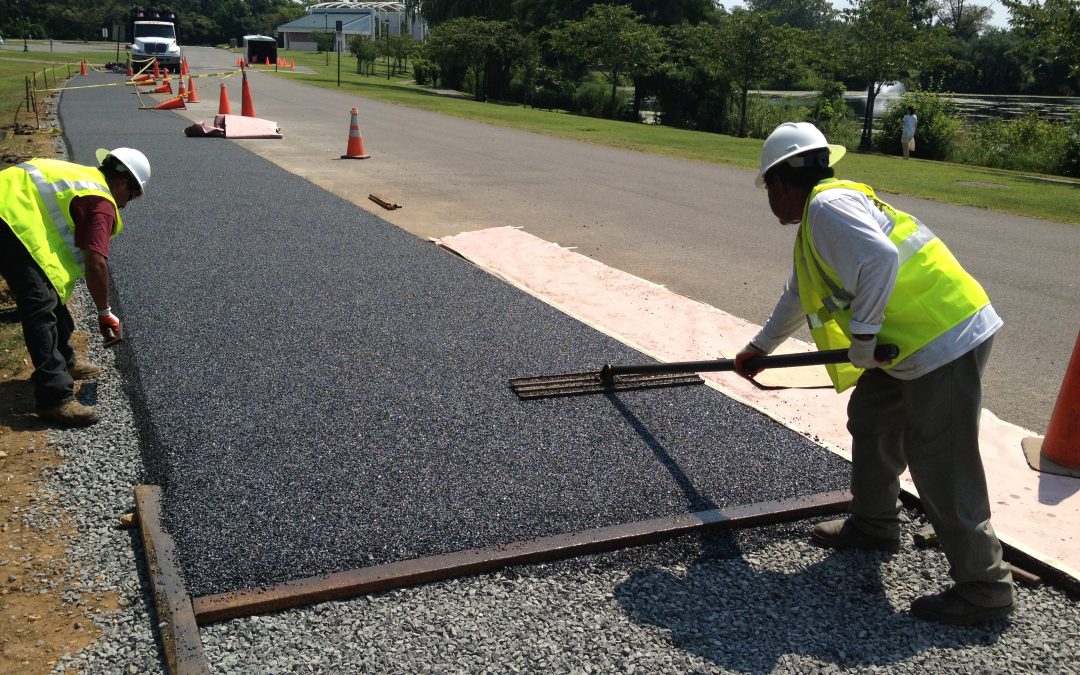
[[129, 7, 182, 72]]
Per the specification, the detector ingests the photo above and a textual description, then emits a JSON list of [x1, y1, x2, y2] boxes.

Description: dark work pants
[[846, 337, 1013, 607], [0, 224, 76, 408]]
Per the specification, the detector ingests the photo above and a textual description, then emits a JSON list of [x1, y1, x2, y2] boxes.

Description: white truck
[[130, 18, 182, 72]]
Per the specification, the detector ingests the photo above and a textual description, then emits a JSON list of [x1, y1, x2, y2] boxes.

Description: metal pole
[[385, 19, 390, 80], [336, 33, 341, 86]]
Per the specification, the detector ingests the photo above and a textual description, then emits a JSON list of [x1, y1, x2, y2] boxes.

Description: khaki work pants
[[846, 337, 1014, 607]]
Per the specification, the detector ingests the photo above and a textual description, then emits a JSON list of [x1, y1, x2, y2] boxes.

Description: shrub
[[952, 113, 1075, 176], [877, 91, 962, 161], [574, 80, 629, 119], [412, 59, 439, 87]]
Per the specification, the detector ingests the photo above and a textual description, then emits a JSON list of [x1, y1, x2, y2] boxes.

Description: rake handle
[[599, 344, 900, 385]]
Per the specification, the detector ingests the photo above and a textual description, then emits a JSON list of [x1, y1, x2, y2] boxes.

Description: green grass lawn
[[0, 46, 109, 125], [272, 49, 1079, 225]]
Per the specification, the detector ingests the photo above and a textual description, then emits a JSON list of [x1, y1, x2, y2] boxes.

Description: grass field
[[0, 45, 109, 126], [266, 49, 1080, 225]]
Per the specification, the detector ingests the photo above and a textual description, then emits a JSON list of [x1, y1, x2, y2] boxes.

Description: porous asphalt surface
[[60, 72, 853, 597], [24, 72, 1079, 672]]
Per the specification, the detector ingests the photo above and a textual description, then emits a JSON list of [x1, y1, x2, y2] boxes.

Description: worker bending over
[[735, 122, 1013, 624], [0, 148, 150, 427]]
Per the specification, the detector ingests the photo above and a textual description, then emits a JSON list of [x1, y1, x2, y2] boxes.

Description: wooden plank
[[369, 193, 401, 210], [134, 485, 210, 675], [192, 490, 851, 625]]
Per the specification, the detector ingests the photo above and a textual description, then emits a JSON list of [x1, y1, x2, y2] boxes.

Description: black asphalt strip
[[59, 73, 851, 597]]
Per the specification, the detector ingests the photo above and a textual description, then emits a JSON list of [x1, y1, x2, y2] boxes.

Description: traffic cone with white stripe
[[340, 107, 370, 159]]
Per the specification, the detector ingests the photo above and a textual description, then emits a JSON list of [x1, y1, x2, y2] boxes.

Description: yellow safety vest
[[0, 159, 123, 303], [795, 179, 990, 392]]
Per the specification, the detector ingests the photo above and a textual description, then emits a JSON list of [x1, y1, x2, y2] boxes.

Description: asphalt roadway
[[163, 46, 1078, 437], [58, 70, 858, 596]]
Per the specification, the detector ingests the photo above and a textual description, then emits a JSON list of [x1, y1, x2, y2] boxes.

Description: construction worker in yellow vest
[[0, 148, 150, 427], [734, 122, 1013, 625]]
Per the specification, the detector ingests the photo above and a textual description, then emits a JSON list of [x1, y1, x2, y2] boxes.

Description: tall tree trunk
[[859, 82, 877, 150], [739, 88, 749, 137], [609, 69, 619, 119]]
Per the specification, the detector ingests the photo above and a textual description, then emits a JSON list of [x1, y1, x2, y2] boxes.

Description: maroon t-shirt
[[70, 196, 117, 258]]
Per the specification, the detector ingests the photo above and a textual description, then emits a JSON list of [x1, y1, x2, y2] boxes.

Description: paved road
[[180, 46, 1079, 434]]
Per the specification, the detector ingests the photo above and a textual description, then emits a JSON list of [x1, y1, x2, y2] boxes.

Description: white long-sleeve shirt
[[751, 186, 1001, 379]]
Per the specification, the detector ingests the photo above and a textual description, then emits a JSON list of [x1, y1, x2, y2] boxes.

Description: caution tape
[[34, 69, 248, 93]]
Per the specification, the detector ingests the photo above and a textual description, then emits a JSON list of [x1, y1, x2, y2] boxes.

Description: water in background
[[758, 83, 1080, 123]]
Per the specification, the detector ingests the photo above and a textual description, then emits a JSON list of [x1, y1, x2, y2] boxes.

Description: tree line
[[410, 0, 1076, 148]]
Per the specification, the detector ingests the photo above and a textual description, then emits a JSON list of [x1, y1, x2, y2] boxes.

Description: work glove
[[848, 336, 891, 370], [734, 343, 768, 380], [98, 308, 123, 346]]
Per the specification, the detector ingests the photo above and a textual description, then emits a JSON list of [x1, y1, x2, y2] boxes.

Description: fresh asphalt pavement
[[60, 71, 853, 596], [41, 65, 1080, 675], [177, 46, 1078, 437]]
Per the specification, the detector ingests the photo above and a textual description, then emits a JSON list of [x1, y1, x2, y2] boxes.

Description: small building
[[275, 2, 427, 53]]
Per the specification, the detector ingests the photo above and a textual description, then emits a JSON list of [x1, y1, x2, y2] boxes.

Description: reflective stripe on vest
[[795, 179, 991, 392], [16, 162, 102, 269], [1, 160, 121, 302]]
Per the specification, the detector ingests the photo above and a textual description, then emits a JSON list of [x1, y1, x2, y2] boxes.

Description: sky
[[720, 0, 1013, 29]]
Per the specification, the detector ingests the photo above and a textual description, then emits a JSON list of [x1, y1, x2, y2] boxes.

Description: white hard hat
[[96, 147, 151, 197], [755, 122, 846, 188]]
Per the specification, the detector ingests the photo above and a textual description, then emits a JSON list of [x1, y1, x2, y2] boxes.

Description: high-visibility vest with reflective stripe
[[794, 179, 990, 392], [0, 159, 122, 303]]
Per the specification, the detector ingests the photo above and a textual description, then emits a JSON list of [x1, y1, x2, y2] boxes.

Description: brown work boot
[[911, 586, 1015, 625], [37, 400, 100, 427], [810, 518, 900, 553], [67, 360, 102, 380]]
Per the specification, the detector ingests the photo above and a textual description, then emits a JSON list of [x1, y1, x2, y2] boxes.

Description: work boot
[[810, 518, 900, 553], [37, 400, 100, 427], [67, 360, 101, 380], [911, 586, 1015, 625]]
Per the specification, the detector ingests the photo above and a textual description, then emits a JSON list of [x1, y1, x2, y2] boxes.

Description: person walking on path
[[0, 148, 150, 427], [900, 106, 918, 159], [734, 122, 1013, 625]]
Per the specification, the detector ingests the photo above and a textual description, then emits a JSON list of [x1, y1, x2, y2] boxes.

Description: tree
[[425, 16, 525, 101], [547, 4, 663, 118], [839, 0, 924, 149], [349, 35, 378, 75], [1002, 0, 1080, 81], [938, 0, 996, 39], [646, 22, 733, 132], [746, 0, 837, 29], [721, 9, 792, 137]]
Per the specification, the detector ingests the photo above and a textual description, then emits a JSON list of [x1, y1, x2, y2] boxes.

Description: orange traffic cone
[[1024, 331, 1080, 477], [153, 58, 161, 80], [127, 61, 134, 77], [181, 57, 189, 76], [340, 107, 370, 159], [290, 58, 295, 70], [153, 95, 186, 110], [178, 77, 187, 98], [186, 76, 199, 103], [218, 82, 232, 115], [265, 57, 271, 67], [133, 73, 154, 84], [79, 59, 88, 76], [240, 71, 256, 117], [149, 80, 173, 94]]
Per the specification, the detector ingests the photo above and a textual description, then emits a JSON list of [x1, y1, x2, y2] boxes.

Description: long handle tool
[[510, 344, 900, 400]]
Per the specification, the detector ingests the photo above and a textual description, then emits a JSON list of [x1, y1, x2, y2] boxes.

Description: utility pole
[[385, 20, 390, 81]]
